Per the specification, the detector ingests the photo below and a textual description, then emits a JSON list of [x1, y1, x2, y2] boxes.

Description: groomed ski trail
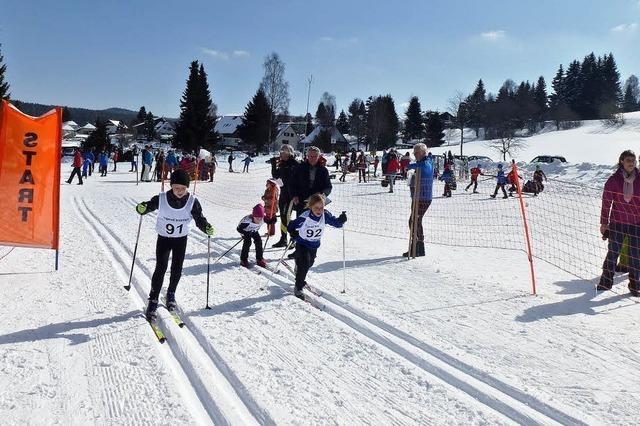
[[74, 196, 274, 426]]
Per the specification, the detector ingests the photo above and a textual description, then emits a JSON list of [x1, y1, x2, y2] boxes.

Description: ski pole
[[261, 240, 294, 291], [205, 236, 212, 309], [211, 237, 243, 266], [125, 215, 143, 291], [341, 221, 346, 294]]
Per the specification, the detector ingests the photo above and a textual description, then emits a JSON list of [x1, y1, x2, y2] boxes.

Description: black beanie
[[170, 169, 190, 186]]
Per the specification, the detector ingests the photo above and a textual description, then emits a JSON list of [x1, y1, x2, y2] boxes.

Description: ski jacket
[[400, 155, 411, 169], [600, 168, 640, 225], [288, 209, 343, 249], [385, 156, 400, 175], [273, 157, 300, 200], [242, 156, 253, 165], [439, 168, 453, 183], [470, 167, 483, 181], [496, 170, 507, 185], [407, 158, 434, 201], [99, 153, 109, 166], [289, 161, 332, 203], [166, 152, 178, 167], [237, 215, 263, 235], [143, 150, 153, 166], [533, 170, 547, 183], [141, 190, 211, 234], [72, 151, 82, 168], [262, 181, 280, 218]]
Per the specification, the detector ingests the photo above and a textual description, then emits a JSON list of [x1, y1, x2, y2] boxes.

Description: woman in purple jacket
[[599, 150, 640, 296]]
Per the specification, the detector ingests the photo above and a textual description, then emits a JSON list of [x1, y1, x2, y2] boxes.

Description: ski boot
[[165, 292, 177, 311], [272, 237, 288, 248], [256, 258, 267, 268], [293, 287, 305, 300], [240, 259, 250, 268], [146, 299, 159, 321], [490, 194, 497, 198]]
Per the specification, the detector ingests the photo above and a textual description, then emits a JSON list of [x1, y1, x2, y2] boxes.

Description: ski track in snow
[[83, 193, 515, 425]]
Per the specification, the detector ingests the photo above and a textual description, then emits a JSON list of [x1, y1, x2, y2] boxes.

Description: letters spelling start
[[18, 132, 38, 222]]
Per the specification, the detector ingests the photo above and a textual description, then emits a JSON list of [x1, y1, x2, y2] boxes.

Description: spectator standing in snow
[[439, 163, 453, 197], [67, 148, 84, 184], [99, 150, 109, 177], [228, 151, 235, 172], [533, 165, 547, 194], [288, 194, 346, 299], [130, 145, 139, 172], [272, 144, 300, 248], [356, 151, 367, 183], [404, 143, 434, 257], [385, 150, 400, 193], [135, 169, 214, 319], [373, 155, 380, 177], [490, 164, 508, 199], [207, 155, 218, 182], [289, 146, 332, 216], [155, 151, 165, 182], [165, 150, 178, 177], [111, 150, 119, 172], [242, 154, 254, 173], [598, 150, 640, 296], [400, 152, 411, 179], [339, 157, 350, 182], [465, 164, 484, 193], [262, 178, 281, 236], [237, 204, 267, 268]]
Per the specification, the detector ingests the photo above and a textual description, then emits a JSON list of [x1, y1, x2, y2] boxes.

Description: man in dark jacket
[[289, 145, 332, 215], [272, 144, 300, 248]]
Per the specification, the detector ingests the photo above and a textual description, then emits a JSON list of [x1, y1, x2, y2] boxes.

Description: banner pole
[[55, 250, 59, 271], [514, 162, 537, 295]]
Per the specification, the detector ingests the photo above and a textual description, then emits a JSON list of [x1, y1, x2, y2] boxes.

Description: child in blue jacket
[[439, 163, 454, 197], [287, 194, 346, 299], [490, 163, 508, 199]]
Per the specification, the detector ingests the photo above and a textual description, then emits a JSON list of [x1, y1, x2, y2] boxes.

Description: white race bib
[[298, 211, 325, 242], [155, 192, 194, 238]]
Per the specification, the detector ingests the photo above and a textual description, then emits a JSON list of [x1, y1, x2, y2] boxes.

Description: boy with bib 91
[[287, 194, 347, 299], [135, 169, 214, 320]]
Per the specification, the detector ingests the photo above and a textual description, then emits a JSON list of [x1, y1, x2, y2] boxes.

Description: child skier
[[439, 163, 454, 197], [237, 204, 267, 268], [490, 164, 508, 199], [82, 155, 91, 178], [99, 150, 109, 177], [507, 163, 522, 197], [135, 169, 214, 320], [533, 164, 547, 194], [287, 194, 347, 299], [262, 178, 281, 236], [465, 164, 484, 193]]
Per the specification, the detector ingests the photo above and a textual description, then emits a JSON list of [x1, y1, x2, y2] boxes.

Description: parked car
[[531, 155, 567, 164], [62, 147, 76, 157], [467, 155, 493, 163]]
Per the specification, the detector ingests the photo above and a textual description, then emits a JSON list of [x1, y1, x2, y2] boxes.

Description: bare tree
[[448, 91, 470, 157], [260, 52, 290, 149], [486, 135, 527, 161]]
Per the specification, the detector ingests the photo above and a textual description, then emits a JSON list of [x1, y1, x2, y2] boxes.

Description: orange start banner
[[0, 100, 62, 249]]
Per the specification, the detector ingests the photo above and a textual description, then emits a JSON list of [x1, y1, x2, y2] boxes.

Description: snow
[[1, 118, 640, 425]]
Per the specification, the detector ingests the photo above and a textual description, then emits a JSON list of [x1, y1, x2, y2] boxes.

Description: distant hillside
[[11, 100, 139, 125]]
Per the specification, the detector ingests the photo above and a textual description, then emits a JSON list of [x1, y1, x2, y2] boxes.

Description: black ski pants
[[279, 197, 293, 238], [240, 232, 264, 261], [466, 179, 478, 192], [492, 183, 507, 197], [601, 223, 640, 287], [149, 235, 188, 301], [408, 200, 431, 243], [294, 244, 317, 291], [67, 167, 83, 184]]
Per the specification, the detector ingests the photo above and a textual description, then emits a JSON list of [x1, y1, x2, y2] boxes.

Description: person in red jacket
[[465, 164, 484, 193], [385, 150, 400, 193], [66, 148, 84, 185], [599, 150, 640, 296]]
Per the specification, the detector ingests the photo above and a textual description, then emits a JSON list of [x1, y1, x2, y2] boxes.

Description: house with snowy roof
[[214, 115, 243, 148], [76, 123, 97, 135], [299, 125, 348, 151], [273, 123, 302, 150]]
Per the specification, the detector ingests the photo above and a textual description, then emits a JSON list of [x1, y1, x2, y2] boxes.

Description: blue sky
[[1, 0, 639, 119]]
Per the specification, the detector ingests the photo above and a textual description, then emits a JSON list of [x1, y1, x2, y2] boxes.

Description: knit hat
[[252, 204, 265, 218], [170, 169, 190, 186], [497, 163, 503, 169]]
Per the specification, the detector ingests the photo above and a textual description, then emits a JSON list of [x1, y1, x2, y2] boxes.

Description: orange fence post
[[514, 162, 537, 295]]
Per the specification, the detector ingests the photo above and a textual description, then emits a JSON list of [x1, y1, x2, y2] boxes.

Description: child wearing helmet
[[237, 204, 267, 268]]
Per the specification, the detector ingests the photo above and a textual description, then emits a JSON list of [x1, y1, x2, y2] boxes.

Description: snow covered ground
[[1, 119, 640, 425]]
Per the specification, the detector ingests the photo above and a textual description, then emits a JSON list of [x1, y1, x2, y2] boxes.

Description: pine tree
[[315, 103, 329, 126], [402, 96, 424, 141], [83, 118, 108, 151], [623, 75, 640, 112], [174, 61, 216, 152], [236, 88, 275, 151], [348, 99, 366, 149], [336, 110, 350, 134], [136, 106, 147, 125], [366, 95, 399, 149], [144, 111, 156, 141], [305, 113, 313, 136], [467, 80, 487, 137], [424, 111, 445, 147], [564, 60, 582, 116], [0, 44, 9, 100], [533, 76, 548, 123], [600, 53, 622, 111]]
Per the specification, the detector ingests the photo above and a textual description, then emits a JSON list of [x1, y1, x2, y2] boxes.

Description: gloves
[[338, 212, 347, 224], [136, 202, 147, 215], [289, 229, 299, 240], [205, 225, 215, 236]]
